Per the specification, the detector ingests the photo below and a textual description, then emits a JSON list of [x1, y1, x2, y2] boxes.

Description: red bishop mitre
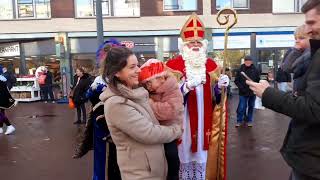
[[180, 13, 205, 42]]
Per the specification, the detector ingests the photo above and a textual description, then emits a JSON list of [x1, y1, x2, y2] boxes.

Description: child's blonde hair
[[294, 25, 309, 39]]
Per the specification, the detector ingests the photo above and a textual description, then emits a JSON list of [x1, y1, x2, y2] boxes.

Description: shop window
[[272, 0, 307, 13], [93, 0, 110, 16], [0, 0, 14, 19], [35, 0, 51, 18], [0, 0, 51, 19], [216, 0, 249, 9], [113, 0, 140, 17], [17, 0, 34, 18], [163, 0, 197, 11], [75, 0, 140, 17], [16, 0, 51, 19]]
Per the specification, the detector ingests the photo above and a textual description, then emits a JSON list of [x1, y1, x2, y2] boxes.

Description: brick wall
[[51, 0, 75, 18]]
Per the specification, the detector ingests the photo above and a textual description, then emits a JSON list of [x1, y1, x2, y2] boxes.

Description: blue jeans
[[237, 95, 256, 123]]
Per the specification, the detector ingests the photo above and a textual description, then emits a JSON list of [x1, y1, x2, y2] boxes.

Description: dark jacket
[[72, 73, 92, 105], [0, 75, 16, 109], [282, 48, 311, 95], [234, 64, 260, 96], [44, 71, 53, 86], [276, 68, 291, 83], [262, 39, 320, 179], [3, 71, 16, 90]]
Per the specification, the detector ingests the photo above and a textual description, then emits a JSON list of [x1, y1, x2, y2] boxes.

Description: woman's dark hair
[[77, 67, 86, 73], [101, 45, 134, 93]]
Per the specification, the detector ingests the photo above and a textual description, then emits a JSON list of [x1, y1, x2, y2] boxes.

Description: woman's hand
[[246, 80, 270, 98]]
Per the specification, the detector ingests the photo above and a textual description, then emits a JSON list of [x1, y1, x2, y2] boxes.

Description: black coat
[[72, 73, 93, 105], [276, 68, 291, 83], [262, 39, 320, 179], [45, 71, 53, 86], [0, 75, 16, 109], [234, 64, 260, 96], [281, 48, 311, 95], [3, 71, 16, 90]]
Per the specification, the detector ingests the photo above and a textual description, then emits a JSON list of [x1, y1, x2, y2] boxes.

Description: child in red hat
[[139, 58, 183, 179]]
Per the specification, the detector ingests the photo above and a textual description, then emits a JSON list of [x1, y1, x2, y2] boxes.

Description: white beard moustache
[[182, 46, 207, 85]]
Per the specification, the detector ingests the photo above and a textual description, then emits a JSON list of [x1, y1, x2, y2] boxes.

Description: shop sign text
[[0, 43, 20, 57]]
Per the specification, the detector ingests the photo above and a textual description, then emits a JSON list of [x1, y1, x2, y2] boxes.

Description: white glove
[[186, 77, 202, 90], [218, 74, 230, 88]]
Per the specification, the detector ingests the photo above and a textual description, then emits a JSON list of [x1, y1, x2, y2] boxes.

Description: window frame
[[216, 0, 250, 10], [16, 0, 35, 18], [0, 0, 15, 20], [93, 0, 110, 16], [163, 0, 198, 12], [272, 0, 307, 13], [74, 0, 140, 18], [13, 0, 51, 19], [74, 0, 111, 18]]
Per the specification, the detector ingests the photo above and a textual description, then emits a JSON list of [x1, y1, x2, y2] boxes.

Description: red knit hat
[[139, 59, 165, 83]]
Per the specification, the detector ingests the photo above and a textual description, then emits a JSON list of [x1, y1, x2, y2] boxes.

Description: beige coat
[[100, 84, 182, 180]]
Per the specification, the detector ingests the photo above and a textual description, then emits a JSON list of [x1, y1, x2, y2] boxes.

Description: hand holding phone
[[241, 71, 253, 82]]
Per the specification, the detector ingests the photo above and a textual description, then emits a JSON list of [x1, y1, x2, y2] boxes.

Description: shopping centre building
[[0, 0, 306, 100]]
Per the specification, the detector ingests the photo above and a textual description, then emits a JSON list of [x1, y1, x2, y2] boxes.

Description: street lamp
[[96, 0, 104, 47]]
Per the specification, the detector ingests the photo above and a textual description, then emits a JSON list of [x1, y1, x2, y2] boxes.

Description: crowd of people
[[1, 0, 320, 179]]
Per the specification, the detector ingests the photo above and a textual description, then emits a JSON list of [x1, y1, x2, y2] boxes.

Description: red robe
[[166, 55, 227, 180], [166, 55, 218, 152]]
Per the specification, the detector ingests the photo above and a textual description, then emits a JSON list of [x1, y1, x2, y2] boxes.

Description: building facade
[[0, 0, 306, 98]]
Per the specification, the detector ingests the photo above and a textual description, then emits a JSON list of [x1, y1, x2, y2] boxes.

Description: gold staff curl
[[216, 8, 238, 32]]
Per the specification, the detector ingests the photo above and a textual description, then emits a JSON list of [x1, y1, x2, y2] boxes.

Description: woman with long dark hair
[[71, 67, 92, 124], [99, 45, 182, 180]]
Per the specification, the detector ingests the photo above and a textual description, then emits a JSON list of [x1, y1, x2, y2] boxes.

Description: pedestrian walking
[[234, 56, 260, 127], [100, 45, 182, 180], [70, 67, 92, 124], [43, 67, 55, 103], [246, 1, 320, 179], [2, 67, 16, 90], [0, 65, 16, 135]]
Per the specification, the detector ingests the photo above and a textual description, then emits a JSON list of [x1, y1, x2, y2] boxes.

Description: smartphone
[[240, 71, 253, 82]]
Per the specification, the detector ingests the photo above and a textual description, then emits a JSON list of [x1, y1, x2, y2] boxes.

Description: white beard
[[182, 45, 207, 86]]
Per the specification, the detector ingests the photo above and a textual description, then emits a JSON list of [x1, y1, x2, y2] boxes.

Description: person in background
[[246, 0, 320, 179], [0, 65, 16, 135], [139, 58, 183, 180], [281, 25, 311, 96], [225, 68, 233, 97], [3, 67, 16, 90], [70, 67, 92, 124], [100, 45, 182, 180], [276, 65, 292, 92], [43, 67, 55, 103], [234, 56, 260, 127]]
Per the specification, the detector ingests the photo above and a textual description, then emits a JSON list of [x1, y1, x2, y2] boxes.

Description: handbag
[[68, 98, 75, 109]]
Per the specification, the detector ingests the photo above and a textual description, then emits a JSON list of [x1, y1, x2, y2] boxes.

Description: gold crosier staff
[[217, 8, 238, 180], [213, 8, 238, 180]]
